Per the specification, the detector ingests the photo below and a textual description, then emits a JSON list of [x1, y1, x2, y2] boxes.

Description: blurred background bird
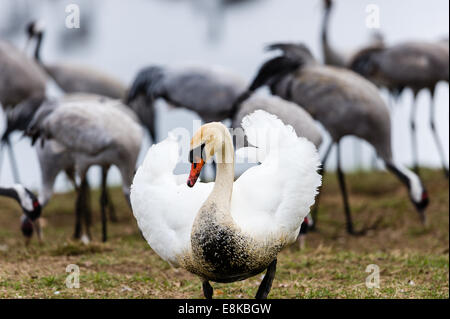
[[0, 184, 41, 245]]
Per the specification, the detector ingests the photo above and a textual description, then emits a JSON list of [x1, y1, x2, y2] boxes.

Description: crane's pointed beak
[[33, 219, 43, 242], [418, 210, 427, 227], [187, 158, 205, 188], [416, 190, 429, 227]]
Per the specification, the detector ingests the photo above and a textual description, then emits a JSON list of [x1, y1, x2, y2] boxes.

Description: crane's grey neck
[[321, 5, 331, 44], [385, 162, 424, 203], [0, 187, 19, 203], [34, 33, 44, 63]]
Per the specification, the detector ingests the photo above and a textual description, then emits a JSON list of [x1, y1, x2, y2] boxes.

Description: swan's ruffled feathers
[[232, 110, 322, 243], [131, 110, 321, 265]]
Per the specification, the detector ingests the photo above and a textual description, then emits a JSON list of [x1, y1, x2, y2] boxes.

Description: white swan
[[131, 110, 321, 298]]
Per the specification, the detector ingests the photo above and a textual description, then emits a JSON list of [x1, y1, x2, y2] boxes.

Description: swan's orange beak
[[187, 158, 205, 187]]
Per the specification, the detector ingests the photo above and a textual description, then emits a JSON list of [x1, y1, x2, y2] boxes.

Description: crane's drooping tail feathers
[[248, 56, 300, 92], [348, 46, 384, 76], [126, 66, 165, 105], [230, 53, 301, 117], [265, 43, 314, 63], [230, 57, 300, 124]]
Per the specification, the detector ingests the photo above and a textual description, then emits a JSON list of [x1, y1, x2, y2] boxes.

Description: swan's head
[[187, 122, 233, 187]]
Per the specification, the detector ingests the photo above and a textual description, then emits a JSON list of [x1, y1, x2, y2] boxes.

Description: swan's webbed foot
[[255, 259, 277, 299], [202, 280, 213, 299]]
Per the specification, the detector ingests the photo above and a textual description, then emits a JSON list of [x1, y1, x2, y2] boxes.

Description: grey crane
[[27, 21, 152, 147], [126, 64, 248, 141], [321, 0, 384, 68], [0, 184, 42, 245], [0, 38, 47, 182], [349, 41, 449, 178], [126, 64, 247, 181], [237, 42, 429, 235], [26, 21, 126, 100], [26, 20, 136, 220], [26, 94, 143, 242], [321, 0, 385, 169]]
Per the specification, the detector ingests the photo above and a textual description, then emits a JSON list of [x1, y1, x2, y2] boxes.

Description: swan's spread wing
[[131, 135, 212, 266], [232, 110, 321, 243]]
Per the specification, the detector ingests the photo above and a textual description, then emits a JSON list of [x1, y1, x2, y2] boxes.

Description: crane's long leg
[[336, 142, 355, 235], [429, 93, 449, 178], [202, 280, 213, 299], [4, 138, 21, 183], [74, 177, 91, 243], [410, 96, 419, 175], [99, 167, 118, 223], [100, 167, 109, 242], [255, 259, 277, 299], [105, 188, 118, 222], [82, 179, 92, 242], [308, 141, 334, 231], [0, 143, 4, 180], [74, 178, 86, 239]]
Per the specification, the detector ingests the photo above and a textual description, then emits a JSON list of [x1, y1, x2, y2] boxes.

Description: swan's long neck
[[187, 125, 283, 280], [206, 129, 235, 213]]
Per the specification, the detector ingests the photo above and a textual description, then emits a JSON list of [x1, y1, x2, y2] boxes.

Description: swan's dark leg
[[202, 280, 213, 299], [308, 141, 334, 231], [100, 167, 109, 242], [429, 90, 449, 178], [336, 142, 355, 235], [410, 94, 419, 175], [255, 259, 277, 299]]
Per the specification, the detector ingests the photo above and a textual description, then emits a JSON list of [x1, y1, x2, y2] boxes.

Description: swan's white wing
[[231, 110, 321, 243], [131, 134, 213, 266]]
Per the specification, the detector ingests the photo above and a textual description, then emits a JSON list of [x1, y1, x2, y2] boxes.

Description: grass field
[[0, 169, 448, 299]]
